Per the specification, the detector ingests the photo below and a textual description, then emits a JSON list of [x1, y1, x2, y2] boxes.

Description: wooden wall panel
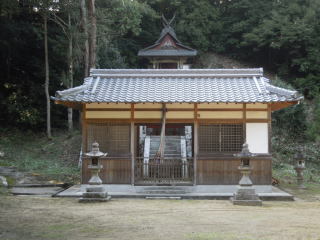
[[166, 111, 194, 119], [197, 158, 272, 185], [86, 111, 130, 119], [246, 103, 268, 109], [198, 103, 243, 109], [134, 103, 162, 109], [82, 158, 131, 184], [246, 111, 268, 119], [86, 103, 130, 109], [198, 111, 243, 119], [166, 103, 194, 109], [134, 111, 162, 119]]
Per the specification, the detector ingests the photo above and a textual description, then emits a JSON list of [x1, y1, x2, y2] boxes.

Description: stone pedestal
[[88, 165, 103, 185], [79, 141, 111, 203], [79, 164, 111, 202], [231, 186, 262, 206], [294, 166, 306, 189], [79, 186, 111, 203], [230, 166, 262, 206]]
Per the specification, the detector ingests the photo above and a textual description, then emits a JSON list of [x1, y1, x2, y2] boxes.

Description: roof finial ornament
[[162, 14, 176, 28]]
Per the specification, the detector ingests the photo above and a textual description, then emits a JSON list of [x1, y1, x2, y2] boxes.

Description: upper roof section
[[138, 15, 197, 57], [52, 68, 303, 105]]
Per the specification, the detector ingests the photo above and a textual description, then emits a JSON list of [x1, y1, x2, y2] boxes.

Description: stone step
[[144, 190, 187, 194], [150, 145, 180, 148], [150, 148, 181, 152], [145, 196, 181, 200], [150, 150, 180, 153]]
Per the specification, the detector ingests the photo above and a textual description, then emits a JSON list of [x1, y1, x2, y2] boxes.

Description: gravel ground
[[1, 195, 320, 240]]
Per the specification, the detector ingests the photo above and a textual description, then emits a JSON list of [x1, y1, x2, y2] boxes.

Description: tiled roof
[[138, 23, 197, 57], [138, 48, 197, 57], [52, 69, 302, 104]]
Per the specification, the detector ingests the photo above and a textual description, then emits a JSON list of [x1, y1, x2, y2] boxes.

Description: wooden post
[[81, 104, 87, 184], [130, 104, 135, 185], [243, 103, 247, 143], [193, 103, 198, 186], [268, 103, 272, 153], [82, 104, 87, 152]]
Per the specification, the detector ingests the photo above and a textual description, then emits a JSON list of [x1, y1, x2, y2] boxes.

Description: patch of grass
[[0, 186, 9, 195], [273, 164, 320, 200], [5, 176, 16, 186], [0, 129, 81, 183], [186, 232, 255, 240], [34, 223, 112, 240]]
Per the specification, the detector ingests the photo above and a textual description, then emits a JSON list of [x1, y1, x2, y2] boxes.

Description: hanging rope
[[153, 103, 166, 162]]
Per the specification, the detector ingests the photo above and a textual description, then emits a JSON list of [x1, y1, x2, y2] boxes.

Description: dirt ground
[[1, 195, 320, 240]]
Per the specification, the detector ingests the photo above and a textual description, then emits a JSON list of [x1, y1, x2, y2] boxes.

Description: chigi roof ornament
[[138, 13, 197, 69]]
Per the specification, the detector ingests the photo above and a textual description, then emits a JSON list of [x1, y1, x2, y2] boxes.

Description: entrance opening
[[135, 123, 194, 185], [159, 62, 178, 69]]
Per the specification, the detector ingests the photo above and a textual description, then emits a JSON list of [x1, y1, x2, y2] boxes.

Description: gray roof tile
[[52, 69, 303, 104]]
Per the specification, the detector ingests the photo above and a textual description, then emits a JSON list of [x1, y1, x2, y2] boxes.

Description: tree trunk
[[67, 12, 73, 132], [80, 0, 89, 77], [44, 13, 52, 139], [87, 0, 96, 70]]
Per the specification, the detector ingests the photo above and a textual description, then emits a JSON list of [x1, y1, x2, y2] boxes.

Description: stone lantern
[[85, 141, 107, 185], [294, 151, 306, 189], [79, 141, 111, 202], [230, 143, 262, 206]]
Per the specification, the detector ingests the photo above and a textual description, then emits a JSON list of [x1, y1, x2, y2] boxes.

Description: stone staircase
[[148, 136, 183, 158], [138, 186, 191, 199]]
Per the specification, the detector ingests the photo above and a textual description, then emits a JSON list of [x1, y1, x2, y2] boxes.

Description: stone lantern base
[[230, 186, 262, 206], [230, 165, 262, 206], [79, 186, 111, 203]]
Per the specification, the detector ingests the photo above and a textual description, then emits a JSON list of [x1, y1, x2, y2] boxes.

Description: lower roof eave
[[54, 100, 82, 110], [53, 99, 301, 107]]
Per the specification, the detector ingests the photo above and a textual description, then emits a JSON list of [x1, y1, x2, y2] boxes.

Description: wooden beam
[[85, 108, 132, 111], [85, 107, 268, 112], [86, 119, 131, 123], [54, 100, 82, 110], [271, 101, 299, 111]]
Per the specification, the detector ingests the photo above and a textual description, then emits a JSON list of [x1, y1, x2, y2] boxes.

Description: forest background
[[0, 0, 319, 182]]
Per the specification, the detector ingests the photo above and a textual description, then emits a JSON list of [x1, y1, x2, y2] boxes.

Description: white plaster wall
[[246, 123, 269, 153], [182, 64, 191, 69]]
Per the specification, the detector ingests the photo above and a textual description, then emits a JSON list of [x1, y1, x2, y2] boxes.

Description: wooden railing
[[134, 157, 194, 185]]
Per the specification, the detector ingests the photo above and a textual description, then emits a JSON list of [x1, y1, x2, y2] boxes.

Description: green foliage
[[0, 129, 81, 183], [240, 0, 320, 96], [0, 0, 319, 143], [96, 0, 154, 68], [307, 97, 320, 141], [273, 103, 308, 139]]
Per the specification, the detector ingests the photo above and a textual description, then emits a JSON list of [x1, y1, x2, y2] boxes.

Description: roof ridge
[[91, 74, 263, 78], [90, 68, 264, 76], [55, 84, 89, 98], [265, 83, 299, 98]]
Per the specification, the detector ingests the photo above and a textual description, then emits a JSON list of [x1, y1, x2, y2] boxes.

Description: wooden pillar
[[82, 104, 87, 152], [130, 104, 135, 185], [193, 103, 198, 185], [81, 104, 87, 184], [268, 103, 272, 153], [243, 103, 247, 143]]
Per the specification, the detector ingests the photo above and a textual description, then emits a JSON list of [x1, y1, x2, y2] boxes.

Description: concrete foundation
[[79, 185, 111, 203], [59, 185, 294, 201]]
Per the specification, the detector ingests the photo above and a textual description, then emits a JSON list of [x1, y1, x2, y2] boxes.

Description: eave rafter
[[54, 100, 82, 110], [271, 101, 299, 111]]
